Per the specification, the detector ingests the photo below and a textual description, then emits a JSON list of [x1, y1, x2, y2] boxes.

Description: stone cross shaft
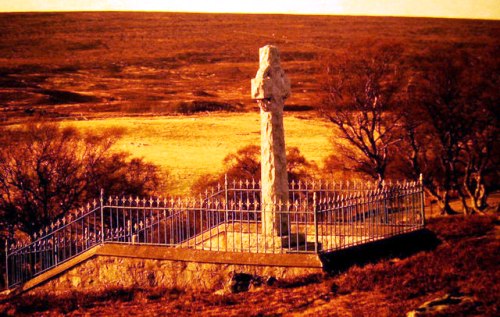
[[251, 45, 291, 238]]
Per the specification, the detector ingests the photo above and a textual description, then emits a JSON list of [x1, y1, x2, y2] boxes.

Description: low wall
[[22, 243, 323, 295]]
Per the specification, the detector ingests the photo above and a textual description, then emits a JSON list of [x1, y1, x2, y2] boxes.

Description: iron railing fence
[[5, 203, 103, 289], [5, 178, 424, 288], [209, 177, 414, 207]]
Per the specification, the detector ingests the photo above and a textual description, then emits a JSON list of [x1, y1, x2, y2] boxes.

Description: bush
[[174, 100, 239, 114], [191, 144, 317, 194], [0, 122, 162, 238]]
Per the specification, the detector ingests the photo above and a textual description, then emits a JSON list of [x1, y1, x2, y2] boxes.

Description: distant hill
[[0, 12, 498, 120]]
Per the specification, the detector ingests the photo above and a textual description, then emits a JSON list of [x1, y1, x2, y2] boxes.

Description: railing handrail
[[7, 206, 101, 256]]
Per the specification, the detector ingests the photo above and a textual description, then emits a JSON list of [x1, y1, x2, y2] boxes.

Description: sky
[[0, 0, 498, 20]]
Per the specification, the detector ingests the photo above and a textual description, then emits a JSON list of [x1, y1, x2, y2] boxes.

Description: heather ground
[[1, 13, 498, 122], [1, 213, 498, 317], [0, 12, 498, 316]]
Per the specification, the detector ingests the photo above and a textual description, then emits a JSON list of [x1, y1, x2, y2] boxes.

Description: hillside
[[0, 13, 498, 316], [1, 214, 498, 316], [0, 12, 498, 122]]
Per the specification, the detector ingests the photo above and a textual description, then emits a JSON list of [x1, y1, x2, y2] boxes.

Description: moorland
[[1, 12, 498, 193], [0, 13, 499, 315], [0, 12, 498, 119]]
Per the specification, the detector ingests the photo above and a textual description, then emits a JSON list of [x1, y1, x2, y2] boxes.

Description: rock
[[248, 275, 266, 292], [407, 293, 475, 316], [70, 276, 81, 287], [215, 272, 257, 295], [229, 272, 253, 293], [266, 276, 277, 286]]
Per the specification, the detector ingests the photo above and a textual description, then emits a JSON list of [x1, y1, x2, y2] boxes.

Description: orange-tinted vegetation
[[1, 215, 498, 316], [0, 123, 161, 235], [0, 14, 499, 314], [0, 12, 498, 121]]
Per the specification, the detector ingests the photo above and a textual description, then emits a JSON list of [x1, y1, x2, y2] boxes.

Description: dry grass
[[1, 12, 497, 121], [62, 113, 336, 195], [1, 214, 498, 316], [1, 13, 497, 314]]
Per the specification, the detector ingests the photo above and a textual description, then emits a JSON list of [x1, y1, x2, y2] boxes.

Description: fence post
[[100, 188, 105, 243], [224, 174, 229, 251], [4, 239, 8, 289], [53, 235, 58, 265], [224, 174, 229, 221], [313, 192, 318, 253], [419, 174, 425, 227]]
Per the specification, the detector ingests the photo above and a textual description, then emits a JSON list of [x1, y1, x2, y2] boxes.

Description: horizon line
[[0, 10, 499, 21]]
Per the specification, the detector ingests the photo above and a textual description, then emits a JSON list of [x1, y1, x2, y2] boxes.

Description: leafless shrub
[[191, 145, 317, 194], [320, 43, 406, 185], [0, 122, 162, 238], [400, 48, 499, 214]]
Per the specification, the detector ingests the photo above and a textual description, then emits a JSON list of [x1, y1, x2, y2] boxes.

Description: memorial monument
[[251, 45, 291, 241]]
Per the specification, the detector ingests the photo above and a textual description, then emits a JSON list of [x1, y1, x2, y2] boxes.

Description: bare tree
[[0, 122, 162, 237], [320, 44, 405, 185], [460, 50, 499, 214], [402, 48, 499, 214], [461, 121, 498, 213]]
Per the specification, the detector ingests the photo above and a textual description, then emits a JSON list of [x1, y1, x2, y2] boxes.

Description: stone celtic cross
[[251, 45, 291, 239]]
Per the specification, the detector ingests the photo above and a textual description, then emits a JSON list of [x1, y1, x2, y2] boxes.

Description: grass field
[[63, 112, 335, 194]]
